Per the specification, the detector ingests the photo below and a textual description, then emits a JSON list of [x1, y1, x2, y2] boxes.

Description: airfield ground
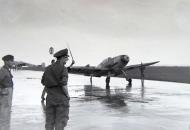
[[1, 70, 190, 130]]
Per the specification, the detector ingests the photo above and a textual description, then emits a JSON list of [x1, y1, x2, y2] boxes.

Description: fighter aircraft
[[13, 61, 37, 67], [17, 47, 190, 88], [12, 61, 44, 71], [68, 55, 159, 89]]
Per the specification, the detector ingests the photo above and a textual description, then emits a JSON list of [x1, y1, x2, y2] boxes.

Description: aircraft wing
[[123, 61, 160, 70], [117, 65, 190, 84], [69, 61, 159, 77], [69, 66, 109, 77], [13, 61, 27, 67], [14, 61, 37, 67], [12, 61, 45, 71]]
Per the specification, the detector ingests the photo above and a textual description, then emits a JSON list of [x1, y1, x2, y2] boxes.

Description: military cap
[[53, 48, 69, 58], [2, 55, 14, 61]]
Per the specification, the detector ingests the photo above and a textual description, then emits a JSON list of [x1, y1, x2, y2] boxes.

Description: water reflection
[[126, 84, 145, 100], [0, 88, 13, 130], [126, 84, 132, 92], [84, 85, 127, 108], [82, 84, 148, 106], [141, 85, 145, 100], [102, 89, 127, 108]]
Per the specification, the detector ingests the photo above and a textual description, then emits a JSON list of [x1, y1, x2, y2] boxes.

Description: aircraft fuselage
[[97, 55, 129, 70]]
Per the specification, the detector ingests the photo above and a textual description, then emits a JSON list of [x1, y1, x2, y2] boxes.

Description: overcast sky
[[0, 0, 190, 66]]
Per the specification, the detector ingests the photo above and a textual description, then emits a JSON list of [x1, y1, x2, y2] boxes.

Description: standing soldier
[[0, 54, 14, 97], [41, 59, 55, 102], [41, 48, 74, 130], [0, 54, 14, 130]]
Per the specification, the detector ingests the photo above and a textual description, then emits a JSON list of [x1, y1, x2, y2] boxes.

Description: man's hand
[[62, 85, 70, 100], [41, 97, 45, 102], [69, 60, 75, 67]]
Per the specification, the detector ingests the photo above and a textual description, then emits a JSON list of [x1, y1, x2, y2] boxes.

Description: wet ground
[[1, 70, 190, 130]]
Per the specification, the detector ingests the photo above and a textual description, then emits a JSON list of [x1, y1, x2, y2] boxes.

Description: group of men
[[0, 48, 74, 130]]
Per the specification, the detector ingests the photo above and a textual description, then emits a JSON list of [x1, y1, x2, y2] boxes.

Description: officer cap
[[53, 48, 69, 59], [2, 55, 14, 61]]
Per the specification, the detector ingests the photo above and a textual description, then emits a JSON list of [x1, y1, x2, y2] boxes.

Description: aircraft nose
[[121, 55, 129, 63]]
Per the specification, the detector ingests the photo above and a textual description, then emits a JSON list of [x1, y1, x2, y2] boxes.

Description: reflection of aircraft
[[83, 85, 147, 109], [84, 85, 127, 108], [69, 55, 159, 88]]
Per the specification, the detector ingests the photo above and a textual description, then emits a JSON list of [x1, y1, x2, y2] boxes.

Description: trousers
[[45, 100, 69, 130], [0, 88, 13, 130]]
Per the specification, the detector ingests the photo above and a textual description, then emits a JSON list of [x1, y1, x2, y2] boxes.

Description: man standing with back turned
[[41, 48, 74, 130]]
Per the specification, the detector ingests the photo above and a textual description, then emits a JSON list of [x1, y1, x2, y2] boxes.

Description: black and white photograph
[[0, 0, 190, 130]]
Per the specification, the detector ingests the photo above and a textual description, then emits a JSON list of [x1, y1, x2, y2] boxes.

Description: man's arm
[[41, 87, 47, 102], [0, 68, 5, 81], [67, 60, 75, 72], [60, 67, 70, 99], [0, 68, 6, 87], [68, 60, 75, 67]]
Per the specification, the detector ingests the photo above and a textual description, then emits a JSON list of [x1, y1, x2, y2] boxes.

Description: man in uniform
[[0, 55, 14, 130], [41, 59, 56, 102], [41, 48, 74, 130], [0, 54, 14, 96]]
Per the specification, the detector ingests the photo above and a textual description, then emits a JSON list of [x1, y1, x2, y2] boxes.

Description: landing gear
[[106, 76, 110, 89], [128, 78, 132, 86], [122, 70, 132, 87], [125, 78, 132, 89]]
